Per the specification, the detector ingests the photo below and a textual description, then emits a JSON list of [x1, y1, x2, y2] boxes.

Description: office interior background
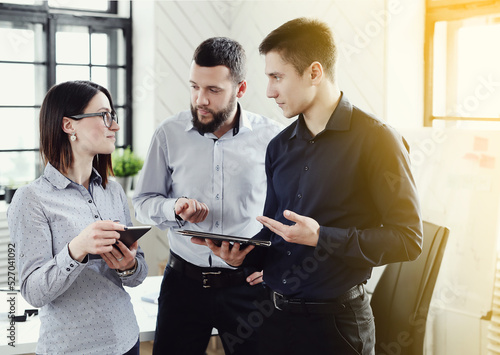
[[1, 0, 500, 354]]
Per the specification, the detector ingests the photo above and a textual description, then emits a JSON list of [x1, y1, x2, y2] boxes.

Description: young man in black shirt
[[196, 18, 423, 355]]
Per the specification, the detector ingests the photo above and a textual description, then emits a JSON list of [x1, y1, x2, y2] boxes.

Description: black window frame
[[0, 1, 119, 14], [0, 1, 133, 199]]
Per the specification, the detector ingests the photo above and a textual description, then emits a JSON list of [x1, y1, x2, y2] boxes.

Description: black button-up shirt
[[249, 93, 423, 300]]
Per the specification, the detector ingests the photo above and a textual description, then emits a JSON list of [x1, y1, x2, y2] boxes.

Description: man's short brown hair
[[259, 17, 337, 81]]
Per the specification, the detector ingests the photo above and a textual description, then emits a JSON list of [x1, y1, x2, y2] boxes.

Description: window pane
[[0, 63, 45, 105], [428, 0, 492, 7], [56, 26, 90, 65], [115, 107, 125, 147], [91, 32, 108, 65], [432, 21, 447, 117], [456, 21, 500, 118], [48, 0, 110, 12], [91, 66, 108, 88], [115, 68, 126, 106], [0, 0, 41, 5], [56, 65, 90, 83], [91, 67, 126, 106], [433, 14, 500, 119], [0, 108, 39, 150], [0, 22, 45, 62], [91, 29, 125, 66], [116, 29, 126, 67], [0, 151, 40, 187], [433, 119, 500, 130]]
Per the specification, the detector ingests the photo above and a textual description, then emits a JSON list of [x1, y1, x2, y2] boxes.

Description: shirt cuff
[[314, 226, 344, 257], [163, 199, 177, 222], [59, 243, 86, 275]]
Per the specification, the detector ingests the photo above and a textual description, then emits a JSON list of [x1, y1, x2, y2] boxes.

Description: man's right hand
[[175, 197, 209, 223], [191, 238, 253, 267]]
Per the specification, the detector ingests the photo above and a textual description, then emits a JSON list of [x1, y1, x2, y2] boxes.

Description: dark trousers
[[153, 265, 268, 355], [258, 286, 375, 355], [123, 338, 140, 355], [37, 338, 140, 355]]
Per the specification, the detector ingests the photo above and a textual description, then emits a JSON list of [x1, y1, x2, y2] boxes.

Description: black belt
[[271, 284, 365, 314], [168, 252, 248, 288]]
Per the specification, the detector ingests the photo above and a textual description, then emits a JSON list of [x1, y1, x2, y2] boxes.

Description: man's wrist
[[173, 196, 188, 226]]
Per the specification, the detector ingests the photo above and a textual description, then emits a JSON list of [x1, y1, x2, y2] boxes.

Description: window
[[0, 1, 132, 196], [425, 0, 500, 127]]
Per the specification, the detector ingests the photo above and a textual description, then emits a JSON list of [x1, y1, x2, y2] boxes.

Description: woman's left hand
[[101, 240, 138, 271]]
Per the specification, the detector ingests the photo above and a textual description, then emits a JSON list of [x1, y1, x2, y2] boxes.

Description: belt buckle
[[202, 271, 221, 288], [272, 291, 284, 311]]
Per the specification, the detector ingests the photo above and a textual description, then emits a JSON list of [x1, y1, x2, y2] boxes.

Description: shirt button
[[66, 268, 71, 272], [287, 251, 291, 256], [310, 140, 315, 144], [70, 264, 74, 267], [216, 165, 220, 171], [94, 215, 99, 219], [304, 166, 309, 171], [88, 200, 92, 203], [282, 279, 287, 284], [215, 221, 220, 228], [297, 194, 302, 199], [216, 194, 220, 200]]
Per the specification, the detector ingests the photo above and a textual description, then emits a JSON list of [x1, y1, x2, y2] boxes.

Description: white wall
[[131, 0, 158, 160], [403, 127, 498, 354], [133, 2, 500, 353], [129, 0, 428, 298], [131, 0, 425, 158], [386, 0, 425, 129], [130, 0, 426, 275]]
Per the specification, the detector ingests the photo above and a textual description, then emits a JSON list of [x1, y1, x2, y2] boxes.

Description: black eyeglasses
[[68, 111, 118, 128]]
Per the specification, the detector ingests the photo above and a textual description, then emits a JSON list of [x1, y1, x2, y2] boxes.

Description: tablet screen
[[118, 226, 152, 248], [177, 229, 271, 247]]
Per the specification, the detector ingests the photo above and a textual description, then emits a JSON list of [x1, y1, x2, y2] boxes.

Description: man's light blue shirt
[[133, 105, 282, 268]]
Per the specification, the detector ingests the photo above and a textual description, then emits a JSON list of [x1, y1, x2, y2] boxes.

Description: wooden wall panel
[[150, 0, 387, 127]]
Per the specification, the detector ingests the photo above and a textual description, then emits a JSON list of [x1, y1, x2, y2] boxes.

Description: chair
[[370, 221, 449, 355]]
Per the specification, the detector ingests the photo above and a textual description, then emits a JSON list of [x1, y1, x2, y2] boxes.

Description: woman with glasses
[[7, 80, 147, 355]]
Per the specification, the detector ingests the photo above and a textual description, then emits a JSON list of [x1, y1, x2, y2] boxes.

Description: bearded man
[[133, 37, 282, 355]]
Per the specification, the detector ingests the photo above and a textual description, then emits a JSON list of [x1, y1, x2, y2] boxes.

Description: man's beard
[[191, 95, 237, 135]]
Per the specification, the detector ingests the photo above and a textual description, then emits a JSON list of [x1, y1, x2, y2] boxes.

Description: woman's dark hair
[[39, 80, 115, 187], [193, 37, 247, 84]]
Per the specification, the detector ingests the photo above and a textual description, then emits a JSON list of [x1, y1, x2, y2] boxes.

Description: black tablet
[[118, 226, 152, 248], [177, 229, 271, 247]]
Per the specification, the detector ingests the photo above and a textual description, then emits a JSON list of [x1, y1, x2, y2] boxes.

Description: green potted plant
[[111, 147, 144, 192]]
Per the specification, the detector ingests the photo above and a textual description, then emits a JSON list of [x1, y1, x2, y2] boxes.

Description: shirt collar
[[43, 162, 102, 190], [238, 104, 253, 134], [290, 92, 352, 140], [185, 102, 250, 138]]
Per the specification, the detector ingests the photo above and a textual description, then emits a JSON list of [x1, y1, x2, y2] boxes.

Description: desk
[[125, 276, 162, 342], [0, 276, 163, 355]]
